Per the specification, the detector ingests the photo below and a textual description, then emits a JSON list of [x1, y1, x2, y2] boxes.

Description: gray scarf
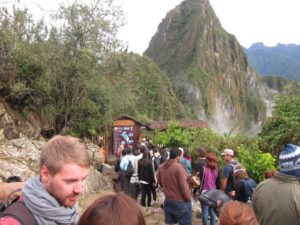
[[23, 176, 79, 225]]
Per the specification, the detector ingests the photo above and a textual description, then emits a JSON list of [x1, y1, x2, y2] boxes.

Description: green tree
[[38, 0, 125, 134], [259, 82, 300, 158], [237, 143, 276, 182], [153, 121, 191, 147]]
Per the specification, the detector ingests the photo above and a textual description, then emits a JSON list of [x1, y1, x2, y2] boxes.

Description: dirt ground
[[79, 191, 205, 225]]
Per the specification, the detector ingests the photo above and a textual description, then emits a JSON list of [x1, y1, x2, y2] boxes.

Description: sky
[[3, 0, 300, 54]]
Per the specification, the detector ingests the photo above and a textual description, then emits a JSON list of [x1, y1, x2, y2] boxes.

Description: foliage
[[237, 143, 276, 182], [153, 125, 276, 180], [153, 121, 191, 147], [259, 82, 300, 158]]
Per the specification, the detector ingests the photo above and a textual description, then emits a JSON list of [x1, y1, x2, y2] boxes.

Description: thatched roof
[[149, 119, 209, 130]]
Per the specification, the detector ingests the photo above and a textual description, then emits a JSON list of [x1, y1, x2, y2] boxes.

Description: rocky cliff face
[[145, 0, 268, 134], [0, 137, 113, 199]]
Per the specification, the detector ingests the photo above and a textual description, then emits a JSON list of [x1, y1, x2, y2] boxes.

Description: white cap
[[221, 149, 234, 156]]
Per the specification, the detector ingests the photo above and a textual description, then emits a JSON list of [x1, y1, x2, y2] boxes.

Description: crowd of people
[[0, 135, 300, 225]]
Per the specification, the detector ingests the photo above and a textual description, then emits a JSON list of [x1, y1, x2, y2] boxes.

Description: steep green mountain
[[144, 0, 267, 134], [96, 53, 191, 123], [245, 43, 300, 81]]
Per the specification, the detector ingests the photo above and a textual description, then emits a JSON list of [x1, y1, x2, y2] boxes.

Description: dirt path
[[79, 191, 204, 225]]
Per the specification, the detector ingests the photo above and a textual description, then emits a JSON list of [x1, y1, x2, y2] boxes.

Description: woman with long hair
[[219, 200, 260, 225], [78, 192, 146, 225], [200, 152, 220, 225], [138, 150, 156, 207]]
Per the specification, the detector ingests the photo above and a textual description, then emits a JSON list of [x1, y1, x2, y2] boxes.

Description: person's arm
[[156, 168, 162, 187], [0, 217, 21, 225], [178, 168, 191, 201], [221, 178, 227, 191], [221, 165, 231, 191]]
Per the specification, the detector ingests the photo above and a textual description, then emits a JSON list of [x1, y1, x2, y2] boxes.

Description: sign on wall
[[113, 126, 134, 154]]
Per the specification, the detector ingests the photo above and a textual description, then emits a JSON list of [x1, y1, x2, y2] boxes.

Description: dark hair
[[206, 152, 218, 170], [183, 150, 191, 159], [219, 200, 259, 225], [138, 151, 151, 168], [78, 192, 146, 225], [125, 147, 132, 154], [139, 144, 148, 153], [169, 148, 182, 159], [198, 147, 207, 158], [6, 176, 22, 183]]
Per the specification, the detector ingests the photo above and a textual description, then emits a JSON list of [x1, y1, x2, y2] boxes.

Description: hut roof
[[114, 115, 152, 130], [149, 119, 209, 130]]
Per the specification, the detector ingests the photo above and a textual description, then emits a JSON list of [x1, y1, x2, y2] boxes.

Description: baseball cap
[[221, 149, 234, 156]]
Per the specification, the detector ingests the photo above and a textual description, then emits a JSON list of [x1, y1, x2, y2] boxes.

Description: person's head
[[169, 148, 182, 162], [279, 144, 300, 178], [139, 144, 148, 153], [219, 200, 259, 225], [198, 147, 207, 158], [142, 150, 151, 161], [178, 147, 184, 158], [125, 147, 132, 155], [206, 152, 218, 170], [78, 192, 146, 225], [40, 135, 90, 207], [221, 149, 234, 162], [199, 190, 230, 216], [133, 149, 140, 156], [183, 150, 191, 159], [264, 169, 277, 179], [234, 165, 249, 182], [6, 175, 22, 183]]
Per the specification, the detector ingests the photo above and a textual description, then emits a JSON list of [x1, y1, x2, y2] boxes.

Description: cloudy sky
[[3, 0, 300, 54]]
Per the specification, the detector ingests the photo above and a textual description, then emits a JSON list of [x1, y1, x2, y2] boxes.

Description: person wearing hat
[[252, 144, 300, 225], [220, 149, 239, 197]]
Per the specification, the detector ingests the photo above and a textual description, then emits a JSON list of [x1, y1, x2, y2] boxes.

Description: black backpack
[[241, 178, 257, 203], [124, 160, 134, 177], [0, 196, 37, 225], [152, 155, 161, 171]]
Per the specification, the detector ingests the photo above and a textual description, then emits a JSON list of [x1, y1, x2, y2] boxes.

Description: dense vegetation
[[245, 42, 300, 81], [1, 0, 300, 181], [0, 1, 190, 137]]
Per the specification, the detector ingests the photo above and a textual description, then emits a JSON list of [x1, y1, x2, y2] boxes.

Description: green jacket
[[252, 172, 300, 225]]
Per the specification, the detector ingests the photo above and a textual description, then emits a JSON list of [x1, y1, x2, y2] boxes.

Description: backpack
[[0, 192, 37, 225], [152, 155, 161, 171], [241, 178, 257, 203], [124, 160, 134, 177]]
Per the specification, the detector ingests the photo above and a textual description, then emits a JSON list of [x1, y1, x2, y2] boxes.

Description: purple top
[[202, 166, 218, 191]]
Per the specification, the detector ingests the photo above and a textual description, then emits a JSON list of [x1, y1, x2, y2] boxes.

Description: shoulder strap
[[1, 201, 37, 225]]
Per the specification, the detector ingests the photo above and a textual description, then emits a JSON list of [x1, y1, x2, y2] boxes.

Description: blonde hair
[[40, 135, 90, 175], [219, 201, 259, 225]]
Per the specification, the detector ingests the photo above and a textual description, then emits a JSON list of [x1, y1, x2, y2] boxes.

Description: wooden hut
[[105, 115, 151, 160]]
